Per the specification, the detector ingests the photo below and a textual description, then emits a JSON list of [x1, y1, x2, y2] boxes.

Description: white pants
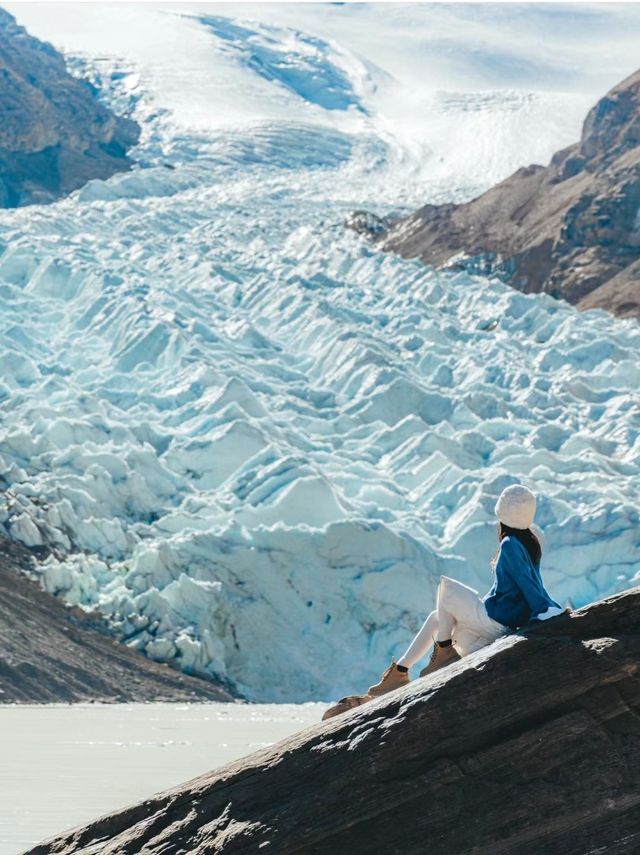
[[397, 575, 507, 668]]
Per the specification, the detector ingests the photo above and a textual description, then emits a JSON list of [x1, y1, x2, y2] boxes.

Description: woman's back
[[483, 534, 561, 629]]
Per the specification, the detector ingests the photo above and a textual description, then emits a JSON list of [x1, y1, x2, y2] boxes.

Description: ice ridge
[[0, 22, 639, 700]]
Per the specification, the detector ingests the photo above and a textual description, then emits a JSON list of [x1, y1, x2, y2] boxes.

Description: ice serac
[[0, 9, 139, 207], [1, 11, 640, 704], [26, 589, 640, 854], [0, 537, 233, 703], [373, 69, 640, 319]]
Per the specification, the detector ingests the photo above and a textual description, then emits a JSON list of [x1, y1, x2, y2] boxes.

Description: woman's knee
[[438, 575, 461, 607], [439, 574, 479, 606], [437, 575, 453, 598]]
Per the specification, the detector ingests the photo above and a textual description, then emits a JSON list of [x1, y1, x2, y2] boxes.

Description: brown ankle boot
[[321, 693, 373, 721], [368, 660, 410, 697], [419, 641, 460, 678]]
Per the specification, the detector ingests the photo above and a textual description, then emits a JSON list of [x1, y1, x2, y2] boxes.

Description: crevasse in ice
[[1, 6, 639, 701]]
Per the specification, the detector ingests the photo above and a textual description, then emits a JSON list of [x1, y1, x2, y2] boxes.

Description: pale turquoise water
[[0, 702, 326, 854]]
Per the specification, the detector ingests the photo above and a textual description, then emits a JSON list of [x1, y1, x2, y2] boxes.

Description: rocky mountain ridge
[[358, 69, 640, 320], [28, 587, 640, 853], [0, 9, 139, 207]]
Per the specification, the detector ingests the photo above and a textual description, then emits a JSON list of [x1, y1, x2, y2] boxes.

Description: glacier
[[1, 3, 640, 701]]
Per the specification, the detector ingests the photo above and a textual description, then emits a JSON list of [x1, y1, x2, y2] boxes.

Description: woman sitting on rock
[[367, 484, 566, 697]]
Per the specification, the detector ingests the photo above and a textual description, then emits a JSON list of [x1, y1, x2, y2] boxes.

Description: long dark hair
[[491, 522, 542, 570]]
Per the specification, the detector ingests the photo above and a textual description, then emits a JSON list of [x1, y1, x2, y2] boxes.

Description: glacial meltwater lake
[[1, 702, 327, 854]]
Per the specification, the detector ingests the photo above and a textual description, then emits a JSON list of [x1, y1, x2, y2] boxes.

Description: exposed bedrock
[[0, 9, 139, 207], [0, 537, 233, 703], [28, 587, 640, 854], [365, 69, 640, 320]]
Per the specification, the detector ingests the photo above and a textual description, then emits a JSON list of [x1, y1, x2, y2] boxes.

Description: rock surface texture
[[373, 70, 640, 319], [0, 538, 233, 703], [28, 587, 640, 854], [0, 9, 139, 207]]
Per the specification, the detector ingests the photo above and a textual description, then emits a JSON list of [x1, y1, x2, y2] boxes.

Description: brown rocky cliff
[[372, 70, 640, 320], [0, 9, 139, 207], [26, 587, 640, 854]]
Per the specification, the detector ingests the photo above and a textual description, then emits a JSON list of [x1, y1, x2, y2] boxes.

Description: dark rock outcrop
[[345, 209, 393, 237], [371, 70, 640, 320], [28, 587, 640, 854], [0, 537, 233, 703], [0, 9, 139, 207]]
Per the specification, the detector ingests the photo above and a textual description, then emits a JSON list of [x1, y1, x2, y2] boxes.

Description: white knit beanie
[[494, 484, 536, 530]]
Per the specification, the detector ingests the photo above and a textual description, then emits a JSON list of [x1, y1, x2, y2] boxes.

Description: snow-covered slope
[[1, 3, 640, 701]]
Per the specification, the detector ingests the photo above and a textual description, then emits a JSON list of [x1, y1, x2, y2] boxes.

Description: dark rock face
[[28, 587, 640, 854], [0, 10, 139, 207], [345, 209, 393, 237], [0, 538, 233, 703], [374, 70, 640, 320]]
